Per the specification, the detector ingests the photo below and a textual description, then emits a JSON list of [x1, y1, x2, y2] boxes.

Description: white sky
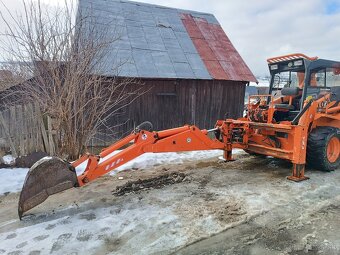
[[1, 0, 340, 76]]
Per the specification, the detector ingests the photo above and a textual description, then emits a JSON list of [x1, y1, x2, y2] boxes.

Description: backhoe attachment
[[18, 124, 226, 219], [18, 157, 78, 219]]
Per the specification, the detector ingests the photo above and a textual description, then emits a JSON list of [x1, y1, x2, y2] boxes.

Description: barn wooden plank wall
[[93, 79, 246, 146], [0, 103, 54, 156], [0, 79, 246, 150], [0, 79, 246, 151]]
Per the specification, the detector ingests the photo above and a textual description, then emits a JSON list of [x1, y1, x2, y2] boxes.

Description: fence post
[[9, 106, 16, 150], [27, 104, 36, 154], [47, 116, 55, 155], [16, 104, 25, 156], [34, 103, 44, 152], [36, 107, 50, 154], [0, 112, 18, 158]]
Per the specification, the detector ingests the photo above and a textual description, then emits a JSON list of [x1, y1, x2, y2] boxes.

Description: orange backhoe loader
[[18, 53, 340, 219]]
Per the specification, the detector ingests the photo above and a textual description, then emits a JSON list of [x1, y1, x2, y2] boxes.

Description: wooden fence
[[0, 103, 55, 157], [0, 103, 120, 158]]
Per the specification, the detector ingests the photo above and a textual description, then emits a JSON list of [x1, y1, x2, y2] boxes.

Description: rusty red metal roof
[[181, 13, 257, 82]]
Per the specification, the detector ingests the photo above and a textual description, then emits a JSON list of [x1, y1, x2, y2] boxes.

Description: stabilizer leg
[[287, 163, 309, 182], [225, 150, 231, 160], [223, 150, 235, 161]]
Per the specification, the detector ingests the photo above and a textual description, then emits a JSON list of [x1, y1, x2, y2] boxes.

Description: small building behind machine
[[78, 0, 257, 144]]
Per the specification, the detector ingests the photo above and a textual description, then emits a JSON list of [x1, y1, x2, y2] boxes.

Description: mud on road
[[113, 172, 187, 196], [0, 152, 340, 254]]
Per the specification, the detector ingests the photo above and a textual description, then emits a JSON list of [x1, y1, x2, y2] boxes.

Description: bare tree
[[0, 0, 143, 159]]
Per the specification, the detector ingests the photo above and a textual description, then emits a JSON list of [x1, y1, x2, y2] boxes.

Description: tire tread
[[307, 126, 339, 171]]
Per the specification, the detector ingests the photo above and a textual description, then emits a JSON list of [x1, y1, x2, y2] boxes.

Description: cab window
[[310, 68, 340, 87], [326, 68, 340, 87], [273, 71, 303, 89]]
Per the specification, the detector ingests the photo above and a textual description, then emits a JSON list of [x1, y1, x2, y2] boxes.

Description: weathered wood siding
[[0, 78, 246, 148], [94, 79, 246, 145], [0, 103, 55, 156]]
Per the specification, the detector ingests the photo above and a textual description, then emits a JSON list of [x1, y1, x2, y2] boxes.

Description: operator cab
[[267, 53, 340, 122]]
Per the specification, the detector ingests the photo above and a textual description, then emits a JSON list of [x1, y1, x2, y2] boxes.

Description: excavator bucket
[[18, 157, 78, 219]]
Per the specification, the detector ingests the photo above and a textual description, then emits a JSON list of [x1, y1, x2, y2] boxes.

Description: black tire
[[307, 126, 340, 171]]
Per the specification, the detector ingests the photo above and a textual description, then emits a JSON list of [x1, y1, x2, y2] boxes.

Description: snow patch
[[2, 155, 15, 165], [0, 168, 29, 195], [31, 156, 53, 170], [0, 204, 185, 255], [75, 150, 240, 176], [1, 150, 237, 195]]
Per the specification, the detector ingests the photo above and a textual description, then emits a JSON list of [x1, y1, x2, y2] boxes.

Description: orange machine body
[[18, 53, 340, 219], [73, 90, 339, 185], [73, 53, 340, 186]]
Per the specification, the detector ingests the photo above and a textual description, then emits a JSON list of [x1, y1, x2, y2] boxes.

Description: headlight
[[294, 60, 303, 66], [270, 64, 278, 70]]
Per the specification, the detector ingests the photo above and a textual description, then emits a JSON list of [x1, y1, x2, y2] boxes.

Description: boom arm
[[74, 125, 226, 186]]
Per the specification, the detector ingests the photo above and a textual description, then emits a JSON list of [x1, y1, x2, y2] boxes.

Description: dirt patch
[[6, 233, 16, 239], [33, 235, 49, 242], [28, 251, 41, 255], [76, 230, 93, 242], [15, 242, 27, 249], [175, 195, 246, 225], [113, 172, 187, 196], [50, 233, 72, 253], [79, 212, 96, 221], [15, 151, 48, 168], [0, 163, 11, 168], [7, 251, 22, 255], [45, 224, 55, 230]]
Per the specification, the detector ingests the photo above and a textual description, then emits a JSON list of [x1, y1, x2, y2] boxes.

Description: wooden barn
[[79, 0, 257, 140], [0, 0, 258, 154]]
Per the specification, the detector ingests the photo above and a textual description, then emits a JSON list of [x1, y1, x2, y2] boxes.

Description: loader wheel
[[307, 127, 340, 171]]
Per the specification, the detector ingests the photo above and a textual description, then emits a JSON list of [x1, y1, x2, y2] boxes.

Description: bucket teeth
[[18, 157, 78, 219]]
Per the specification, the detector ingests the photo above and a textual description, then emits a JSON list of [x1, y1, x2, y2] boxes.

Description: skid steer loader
[[18, 53, 340, 219]]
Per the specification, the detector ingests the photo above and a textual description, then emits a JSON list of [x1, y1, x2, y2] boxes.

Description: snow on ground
[[74, 149, 239, 176], [249, 77, 270, 87], [0, 203, 184, 254], [2, 155, 15, 165], [0, 168, 29, 195], [0, 150, 237, 196], [113, 150, 225, 171]]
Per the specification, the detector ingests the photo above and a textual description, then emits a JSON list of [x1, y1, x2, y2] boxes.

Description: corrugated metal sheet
[[181, 13, 257, 82], [78, 0, 256, 82]]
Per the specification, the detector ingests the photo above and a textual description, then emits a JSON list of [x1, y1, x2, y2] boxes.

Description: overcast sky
[[1, 0, 340, 76]]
